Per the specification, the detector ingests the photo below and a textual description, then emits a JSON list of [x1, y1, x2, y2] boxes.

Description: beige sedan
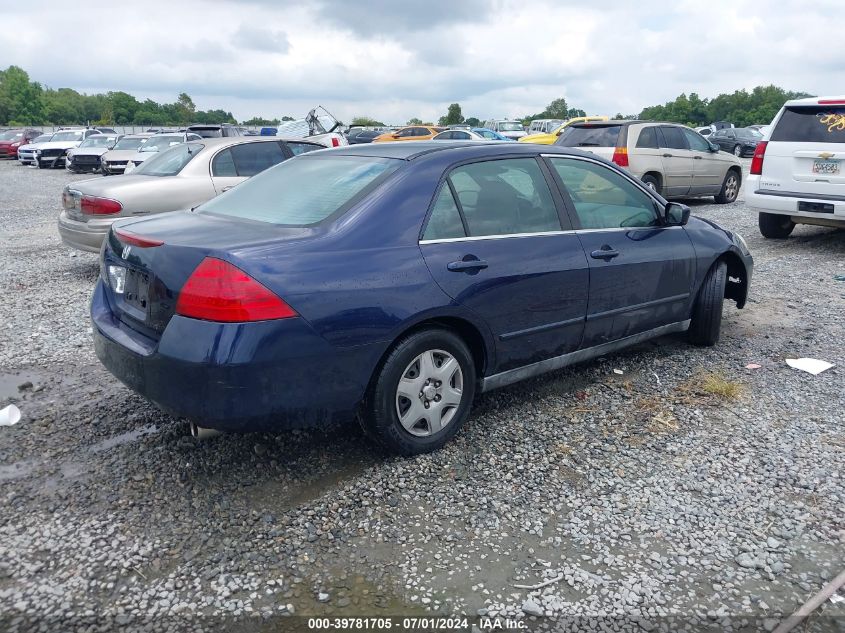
[[58, 136, 323, 252], [555, 121, 743, 203]]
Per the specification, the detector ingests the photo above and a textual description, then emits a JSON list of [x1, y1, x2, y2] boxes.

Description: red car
[[0, 128, 42, 159]]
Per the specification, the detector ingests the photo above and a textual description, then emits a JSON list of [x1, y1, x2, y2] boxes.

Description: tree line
[[0, 66, 294, 127]]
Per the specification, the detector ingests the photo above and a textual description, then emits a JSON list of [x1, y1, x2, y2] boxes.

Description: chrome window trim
[[574, 225, 682, 234], [419, 230, 576, 245]]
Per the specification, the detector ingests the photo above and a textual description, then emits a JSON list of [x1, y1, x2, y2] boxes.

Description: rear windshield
[[189, 127, 223, 138], [198, 156, 399, 226], [134, 143, 203, 177], [557, 124, 621, 147], [770, 106, 845, 143]]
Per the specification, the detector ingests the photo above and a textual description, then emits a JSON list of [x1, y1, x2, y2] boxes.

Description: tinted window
[[230, 141, 286, 177], [556, 125, 621, 147], [659, 126, 689, 150], [453, 132, 471, 140], [211, 149, 237, 176], [286, 142, 320, 155], [198, 156, 399, 226], [682, 128, 710, 151], [134, 143, 204, 177], [635, 126, 658, 149], [423, 186, 466, 240], [414, 127, 430, 137], [550, 158, 658, 230], [447, 159, 560, 237], [396, 128, 415, 138], [771, 107, 845, 143]]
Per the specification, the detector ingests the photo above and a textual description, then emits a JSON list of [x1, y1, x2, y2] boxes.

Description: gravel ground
[[0, 159, 843, 632]]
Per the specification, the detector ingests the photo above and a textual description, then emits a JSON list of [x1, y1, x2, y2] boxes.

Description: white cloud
[[0, 0, 840, 124]]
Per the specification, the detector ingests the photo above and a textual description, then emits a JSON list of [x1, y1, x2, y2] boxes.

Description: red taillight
[[750, 141, 768, 175], [114, 228, 163, 248], [81, 195, 122, 215], [331, 137, 340, 147], [175, 257, 297, 322], [818, 99, 845, 105], [612, 146, 629, 167]]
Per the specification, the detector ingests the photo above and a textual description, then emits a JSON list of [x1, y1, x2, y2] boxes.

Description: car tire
[[758, 212, 795, 239], [37, 160, 45, 169], [714, 170, 740, 204], [641, 174, 660, 194], [360, 328, 476, 455], [733, 144, 743, 157], [688, 261, 727, 347]]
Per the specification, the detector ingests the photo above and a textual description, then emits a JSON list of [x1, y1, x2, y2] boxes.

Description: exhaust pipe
[[190, 421, 221, 439]]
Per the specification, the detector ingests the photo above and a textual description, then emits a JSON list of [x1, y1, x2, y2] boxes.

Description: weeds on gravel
[[698, 371, 744, 400]]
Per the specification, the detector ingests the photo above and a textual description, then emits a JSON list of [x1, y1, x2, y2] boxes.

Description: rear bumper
[[90, 280, 378, 432], [57, 211, 114, 253], [746, 178, 845, 224]]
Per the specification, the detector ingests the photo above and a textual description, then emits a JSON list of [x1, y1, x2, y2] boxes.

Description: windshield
[[198, 156, 399, 226], [736, 129, 763, 139], [51, 131, 84, 142], [140, 135, 184, 152], [79, 136, 117, 148], [557, 125, 622, 147], [113, 137, 146, 150], [0, 131, 24, 140], [133, 142, 203, 176], [497, 122, 523, 131], [32, 135, 52, 143]]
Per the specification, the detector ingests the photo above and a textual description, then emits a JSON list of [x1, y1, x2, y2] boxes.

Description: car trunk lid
[[761, 104, 845, 197]]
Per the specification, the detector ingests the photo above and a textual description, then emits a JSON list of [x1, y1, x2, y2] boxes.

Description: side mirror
[[709, 142, 719, 152], [662, 202, 691, 226]]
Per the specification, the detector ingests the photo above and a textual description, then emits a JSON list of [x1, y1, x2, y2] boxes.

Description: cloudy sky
[[2, 0, 842, 124]]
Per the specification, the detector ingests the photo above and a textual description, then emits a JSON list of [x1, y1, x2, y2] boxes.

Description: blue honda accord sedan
[[92, 142, 753, 454]]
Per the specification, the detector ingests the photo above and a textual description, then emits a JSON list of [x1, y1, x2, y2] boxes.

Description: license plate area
[[798, 201, 835, 213], [812, 159, 840, 175], [124, 269, 151, 313]]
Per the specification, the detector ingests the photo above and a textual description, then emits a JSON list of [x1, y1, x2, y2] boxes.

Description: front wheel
[[360, 328, 476, 455], [715, 170, 740, 204], [758, 212, 795, 239], [688, 261, 727, 347]]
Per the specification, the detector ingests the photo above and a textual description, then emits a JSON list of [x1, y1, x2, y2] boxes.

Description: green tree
[[350, 116, 385, 127], [407, 117, 423, 125], [439, 103, 464, 126], [107, 91, 140, 124], [175, 92, 196, 124], [464, 116, 480, 127], [566, 107, 586, 118], [542, 97, 568, 119], [0, 66, 44, 124]]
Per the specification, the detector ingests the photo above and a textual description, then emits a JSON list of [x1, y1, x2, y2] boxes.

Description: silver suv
[[556, 121, 743, 203]]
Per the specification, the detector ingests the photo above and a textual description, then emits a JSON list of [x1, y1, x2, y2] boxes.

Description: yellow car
[[519, 116, 609, 144], [373, 125, 445, 142]]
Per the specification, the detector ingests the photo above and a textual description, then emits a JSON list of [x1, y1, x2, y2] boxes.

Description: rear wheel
[[360, 328, 476, 455], [641, 174, 660, 194], [688, 261, 727, 347], [758, 212, 795, 239], [715, 170, 740, 204], [733, 144, 743, 157]]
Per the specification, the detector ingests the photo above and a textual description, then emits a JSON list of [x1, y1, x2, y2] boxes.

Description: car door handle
[[447, 259, 488, 272], [662, 153, 673, 158], [221, 186, 234, 192], [590, 248, 619, 261]]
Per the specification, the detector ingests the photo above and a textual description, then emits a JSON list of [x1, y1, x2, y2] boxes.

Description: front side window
[[198, 156, 399, 226], [286, 141, 321, 156], [397, 128, 415, 138], [423, 186, 465, 240], [659, 126, 689, 150], [446, 158, 561, 237], [682, 128, 710, 151], [549, 158, 659, 230]]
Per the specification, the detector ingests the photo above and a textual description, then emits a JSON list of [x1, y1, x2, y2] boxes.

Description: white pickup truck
[[746, 96, 845, 238], [276, 106, 348, 149]]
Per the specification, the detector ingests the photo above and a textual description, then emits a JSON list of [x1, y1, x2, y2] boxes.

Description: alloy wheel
[[724, 174, 739, 201], [395, 349, 463, 437]]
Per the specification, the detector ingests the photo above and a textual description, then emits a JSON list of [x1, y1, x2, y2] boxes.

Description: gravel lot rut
[[0, 160, 843, 632]]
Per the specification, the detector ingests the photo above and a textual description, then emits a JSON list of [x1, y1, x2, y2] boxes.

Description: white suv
[[746, 96, 845, 238]]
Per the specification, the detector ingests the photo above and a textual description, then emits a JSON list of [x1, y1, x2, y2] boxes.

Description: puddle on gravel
[[0, 459, 38, 482], [88, 424, 158, 453], [0, 370, 43, 401]]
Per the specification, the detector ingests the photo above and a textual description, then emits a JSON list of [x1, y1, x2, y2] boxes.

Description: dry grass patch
[[699, 372, 744, 400]]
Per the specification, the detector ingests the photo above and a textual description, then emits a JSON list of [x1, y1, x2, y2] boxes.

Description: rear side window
[[230, 142, 286, 177], [446, 158, 561, 237], [556, 125, 621, 147], [211, 149, 237, 176], [423, 186, 466, 240], [770, 106, 845, 143], [635, 127, 658, 149], [550, 158, 658, 230], [286, 142, 320, 155], [659, 126, 689, 150], [198, 156, 399, 226]]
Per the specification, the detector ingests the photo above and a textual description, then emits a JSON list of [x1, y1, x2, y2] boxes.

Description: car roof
[[188, 136, 323, 149], [784, 95, 845, 107], [321, 141, 592, 162]]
